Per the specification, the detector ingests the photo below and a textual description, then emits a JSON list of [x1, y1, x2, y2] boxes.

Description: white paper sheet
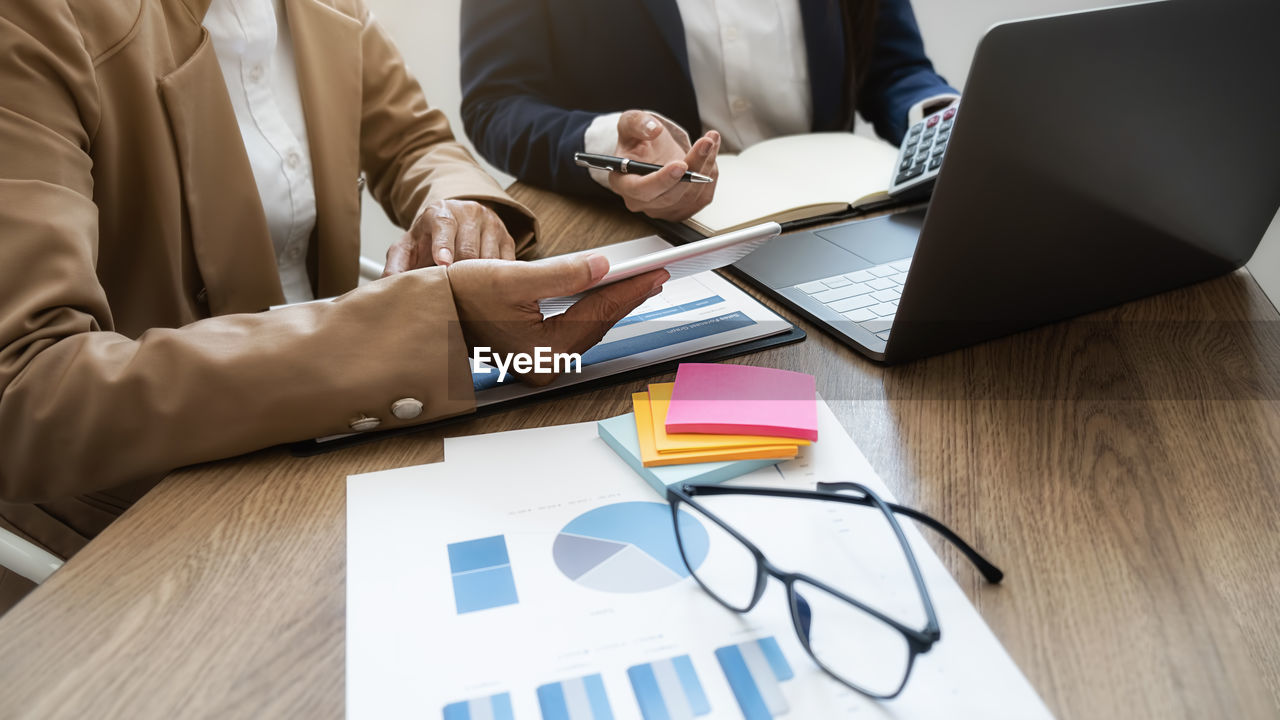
[[348, 400, 1054, 720]]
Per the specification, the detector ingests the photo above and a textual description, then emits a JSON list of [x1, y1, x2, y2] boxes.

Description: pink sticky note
[[665, 364, 818, 441]]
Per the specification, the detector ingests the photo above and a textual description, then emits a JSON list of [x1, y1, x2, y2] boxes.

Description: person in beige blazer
[[0, 0, 664, 610]]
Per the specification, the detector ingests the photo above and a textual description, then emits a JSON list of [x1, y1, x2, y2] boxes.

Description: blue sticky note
[[597, 413, 781, 498]]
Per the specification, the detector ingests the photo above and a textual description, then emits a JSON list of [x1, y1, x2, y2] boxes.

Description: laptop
[[729, 0, 1280, 363]]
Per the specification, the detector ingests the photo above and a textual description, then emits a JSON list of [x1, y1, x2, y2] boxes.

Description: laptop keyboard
[[789, 258, 912, 341]]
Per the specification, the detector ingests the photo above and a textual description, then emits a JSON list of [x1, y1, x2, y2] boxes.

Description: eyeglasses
[[666, 481, 1003, 699]]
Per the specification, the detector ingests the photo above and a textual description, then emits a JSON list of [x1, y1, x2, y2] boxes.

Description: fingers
[[512, 252, 611, 301], [480, 210, 516, 261], [684, 130, 720, 175], [549, 269, 669, 354], [419, 204, 458, 266], [382, 235, 414, 277], [609, 161, 690, 206], [617, 110, 664, 145]]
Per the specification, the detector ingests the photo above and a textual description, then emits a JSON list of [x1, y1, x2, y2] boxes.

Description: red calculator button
[[927, 115, 940, 128], [944, 107, 958, 120]]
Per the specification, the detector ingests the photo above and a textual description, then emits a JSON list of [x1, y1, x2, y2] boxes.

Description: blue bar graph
[[447, 535, 518, 614], [628, 655, 711, 720], [537, 674, 614, 720], [714, 637, 795, 720], [443, 692, 515, 720]]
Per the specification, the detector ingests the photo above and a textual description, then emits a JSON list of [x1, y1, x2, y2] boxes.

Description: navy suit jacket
[[461, 0, 955, 198]]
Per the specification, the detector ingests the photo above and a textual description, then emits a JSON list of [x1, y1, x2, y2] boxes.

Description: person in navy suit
[[461, 0, 958, 222]]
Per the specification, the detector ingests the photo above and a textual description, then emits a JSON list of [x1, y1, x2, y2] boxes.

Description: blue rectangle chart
[[628, 655, 711, 720], [537, 674, 615, 720], [443, 692, 515, 720], [447, 535, 518, 614], [714, 637, 795, 720]]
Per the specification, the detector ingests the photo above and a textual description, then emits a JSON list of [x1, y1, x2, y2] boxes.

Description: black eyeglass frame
[[666, 480, 1003, 700]]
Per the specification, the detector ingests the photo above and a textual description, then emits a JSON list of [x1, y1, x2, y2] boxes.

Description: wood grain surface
[[0, 185, 1277, 720]]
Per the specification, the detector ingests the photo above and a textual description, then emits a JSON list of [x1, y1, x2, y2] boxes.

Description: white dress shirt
[[205, 0, 317, 304], [584, 0, 957, 185]]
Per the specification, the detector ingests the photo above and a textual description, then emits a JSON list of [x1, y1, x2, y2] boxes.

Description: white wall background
[[359, 0, 1278, 309]]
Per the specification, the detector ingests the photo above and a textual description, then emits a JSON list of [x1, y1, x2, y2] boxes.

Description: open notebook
[[685, 133, 901, 236]]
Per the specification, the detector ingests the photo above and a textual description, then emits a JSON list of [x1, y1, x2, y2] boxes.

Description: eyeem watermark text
[[472, 347, 582, 382]]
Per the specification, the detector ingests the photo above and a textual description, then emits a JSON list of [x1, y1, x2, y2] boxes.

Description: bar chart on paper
[[447, 535, 519, 614], [442, 692, 515, 720], [715, 637, 795, 720], [537, 674, 615, 720], [628, 655, 712, 720], [551, 502, 709, 593]]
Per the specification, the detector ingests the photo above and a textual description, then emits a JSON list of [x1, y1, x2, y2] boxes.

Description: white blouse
[[204, 0, 317, 304]]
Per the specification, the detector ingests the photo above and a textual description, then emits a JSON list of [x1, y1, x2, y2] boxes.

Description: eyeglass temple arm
[[816, 482, 1005, 584]]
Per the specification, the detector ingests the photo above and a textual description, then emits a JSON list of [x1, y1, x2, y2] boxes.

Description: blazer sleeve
[[857, 0, 958, 145], [459, 0, 611, 198], [357, 3, 538, 251], [0, 4, 476, 503]]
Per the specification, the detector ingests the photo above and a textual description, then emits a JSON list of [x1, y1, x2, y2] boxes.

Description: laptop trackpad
[[816, 211, 924, 265], [733, 231, 875, 289]]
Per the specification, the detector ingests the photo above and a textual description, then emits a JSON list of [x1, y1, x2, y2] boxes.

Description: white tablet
[[593, 221, 781, 287], [538, 222, 780, 316]]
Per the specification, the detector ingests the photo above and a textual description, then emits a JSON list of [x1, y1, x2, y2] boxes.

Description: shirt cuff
[[907, 93, 961, 127], [583, 112, 624, 188], [582, 111, 694, 189]]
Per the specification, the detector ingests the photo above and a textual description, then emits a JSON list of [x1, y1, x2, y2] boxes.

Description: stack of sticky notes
[[598, 364, 818, 496]]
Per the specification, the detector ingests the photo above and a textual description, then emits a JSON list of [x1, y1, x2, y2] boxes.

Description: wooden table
[[1, 185, 1277, 720]]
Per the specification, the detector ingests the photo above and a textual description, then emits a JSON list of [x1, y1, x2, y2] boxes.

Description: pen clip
[[573, 153, 615, 173]]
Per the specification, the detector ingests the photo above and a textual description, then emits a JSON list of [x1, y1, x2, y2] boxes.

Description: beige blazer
[[0, 0, 536, 559]]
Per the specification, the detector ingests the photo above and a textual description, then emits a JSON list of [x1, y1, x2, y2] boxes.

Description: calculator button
[[909, 123, 923, 136], [932, 143, 948, 156], [796, 280, 828, 294], [928, 156, 943, 171], [927, 115, 940, 128], [899, 157, 913, 171], [944, 107, 957, 120]]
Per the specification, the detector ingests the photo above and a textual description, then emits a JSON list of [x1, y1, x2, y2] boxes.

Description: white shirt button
[[724, 26, 739, 42], [391, 398, 424, 420], [730, 98, 750, 114], [285, 245, 303, 262], [286, 151, 302, 170], [248, 64, 265, 84], [349, 415, 381, 432]]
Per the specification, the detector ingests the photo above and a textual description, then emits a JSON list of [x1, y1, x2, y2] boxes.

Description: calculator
[[888, 104, 958, 199]]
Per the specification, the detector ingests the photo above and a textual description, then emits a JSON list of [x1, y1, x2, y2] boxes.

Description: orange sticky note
[[631, 392, 798, 467], [647, 383, 810, 454]]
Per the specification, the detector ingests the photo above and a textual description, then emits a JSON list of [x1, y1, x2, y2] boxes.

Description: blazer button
[[348, 415, 381, 432], [391, 398, 424, 420]]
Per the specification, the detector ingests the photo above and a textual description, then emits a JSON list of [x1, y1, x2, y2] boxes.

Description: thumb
[[516, 253, 611, 300], [617, 110, 663, 143]]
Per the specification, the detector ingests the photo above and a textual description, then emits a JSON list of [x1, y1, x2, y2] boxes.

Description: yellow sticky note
[[632, 392, 798, 467], [647, 383, 811, 454]]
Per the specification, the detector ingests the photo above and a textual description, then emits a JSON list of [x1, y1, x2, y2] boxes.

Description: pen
[[574, 152, 713, 184]]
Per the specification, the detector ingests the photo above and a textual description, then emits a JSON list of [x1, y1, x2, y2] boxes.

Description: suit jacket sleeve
[[357, 3, 538, 250], [858, 0, 958, 144], [460, 0, 610, 198], [0, 2, 476, 503]]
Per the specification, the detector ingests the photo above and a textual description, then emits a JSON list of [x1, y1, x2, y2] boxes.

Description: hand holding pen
[[587, 110, 720, 223]]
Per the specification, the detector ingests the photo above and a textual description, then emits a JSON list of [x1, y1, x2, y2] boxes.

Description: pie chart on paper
[[552, 501, 710, 593]]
